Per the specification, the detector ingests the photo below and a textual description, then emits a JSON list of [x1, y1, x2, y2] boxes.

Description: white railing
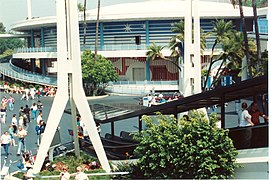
[[14, 47, 57, 53], [0, 64, 57, 86]]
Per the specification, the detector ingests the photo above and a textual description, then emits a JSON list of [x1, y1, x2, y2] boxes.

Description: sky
[[0, 0, 148, 31]]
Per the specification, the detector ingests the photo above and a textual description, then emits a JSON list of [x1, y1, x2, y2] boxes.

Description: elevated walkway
[[0, 56, 57, 86]]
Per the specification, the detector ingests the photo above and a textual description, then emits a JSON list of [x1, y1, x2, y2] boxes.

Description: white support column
[[33, 0, 110, 173], [27, 0, 32, 19], [193, 0, 201, 94], [183, 0, 193, 97], [183, 0, 201, 97], [68, 0, 110, 172]]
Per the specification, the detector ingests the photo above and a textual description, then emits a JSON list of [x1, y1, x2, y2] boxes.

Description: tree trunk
[[252, 0, 261, 71], [238, 0, 251, 78], [162, 57, 182, 72], [94, 0, 101, 61], [210, 57, 227, 88], [83, 0, 87, 48], [203, 40, 217, 90]]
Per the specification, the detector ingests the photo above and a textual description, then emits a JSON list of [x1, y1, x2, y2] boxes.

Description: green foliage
[[201, 69, 208, 77], [146, 42, 165, 61], [0, 22, 6, 33], [13, 151, 106, 179], [0, 49, 13, 58], [169, 20, 208, 57], [250, 50, 268, 77], [133, 111, 238, 179], [112, 161, 134, 179], [0, 38, 24, 54], [0, 23, 25, 54], [81, 49, 119, 95]]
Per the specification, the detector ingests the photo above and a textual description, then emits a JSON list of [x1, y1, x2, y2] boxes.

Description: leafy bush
[[133, 111, 238, 179]]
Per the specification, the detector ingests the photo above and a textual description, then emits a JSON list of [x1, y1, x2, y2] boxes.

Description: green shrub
[[133, 111, 238, 179]]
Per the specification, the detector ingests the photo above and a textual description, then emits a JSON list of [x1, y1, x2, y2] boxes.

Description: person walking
[[21, 87, 30, 101], [8, 125, 17, 146], [8, 95, 15, 111], [1, 131, 11, 159], [17, 126, 28, 156], [36, 112, 43, 124], [23, 105, 31, 123], [0, 103, 7, 124], [31, 103, 38, 121], [37, 100, 43, 113], [35, 120, 46, 146], [11, 114, 18, 133]]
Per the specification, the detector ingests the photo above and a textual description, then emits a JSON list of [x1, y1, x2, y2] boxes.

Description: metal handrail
[[0, 60, 57, 86]]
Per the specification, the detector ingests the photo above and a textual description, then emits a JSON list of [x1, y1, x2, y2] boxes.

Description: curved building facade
[[10, 0, 254, 81]]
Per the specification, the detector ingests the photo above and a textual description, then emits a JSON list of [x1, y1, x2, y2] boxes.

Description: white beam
[[27, 0, 32, 19], [33, 0, 110, 173]]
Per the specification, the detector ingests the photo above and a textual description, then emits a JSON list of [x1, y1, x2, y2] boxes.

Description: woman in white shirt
[[240, 102, 254, 127]]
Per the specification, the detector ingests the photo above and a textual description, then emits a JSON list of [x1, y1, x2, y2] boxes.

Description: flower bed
[[13, 151, 106, 179]]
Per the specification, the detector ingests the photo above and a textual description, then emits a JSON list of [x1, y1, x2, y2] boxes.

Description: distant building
[[9, 0, 264, 82]]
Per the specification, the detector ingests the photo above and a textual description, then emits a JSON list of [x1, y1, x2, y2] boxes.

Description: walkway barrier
[[14, 47, 57, 53], [0, 58, 57, 86]]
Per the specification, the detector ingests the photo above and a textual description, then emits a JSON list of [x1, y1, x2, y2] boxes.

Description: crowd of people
[[0, 83, 98, 179], [140, 92, 183, 107], [0, 84, 49, 179], [1, 81, 57, 98]]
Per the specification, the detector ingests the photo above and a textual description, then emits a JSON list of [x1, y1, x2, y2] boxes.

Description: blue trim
[[100, 22, 104, 50], [146, 58, 150, 80], [240, 20, 242, 31], [41, 59, 46, 76], [41, 28, 45, 47], [35, 19, 223, 51], [145, 20, 149, 45], [30, 30, 35, 47], [31, 59, 35, 72]]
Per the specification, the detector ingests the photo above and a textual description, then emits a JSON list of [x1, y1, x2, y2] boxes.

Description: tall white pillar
[[27, 0, 32, 19], [183, 0, 193, 97], [183, 0, 201, 97], [193, 0, 201, 94], [32, 0, 110, 173]]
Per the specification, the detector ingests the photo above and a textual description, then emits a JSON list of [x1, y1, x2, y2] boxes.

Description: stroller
[[0, 160, 12, 179]]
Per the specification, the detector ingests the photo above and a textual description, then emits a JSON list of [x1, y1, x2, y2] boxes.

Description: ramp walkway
[[0, 56, 57, 86]]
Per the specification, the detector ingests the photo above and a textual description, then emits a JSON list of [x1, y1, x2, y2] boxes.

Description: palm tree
[[168, 20, 208, 58], [203, 20, 233, 90], [94, 0, 101, 61], [252, 0, 261, 70], [146, 43, 181, 72], [230, 0, 251, 78], [210, 31, 257, 87], [83, 0, 87, 48], [210, 31, 243, 87]]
